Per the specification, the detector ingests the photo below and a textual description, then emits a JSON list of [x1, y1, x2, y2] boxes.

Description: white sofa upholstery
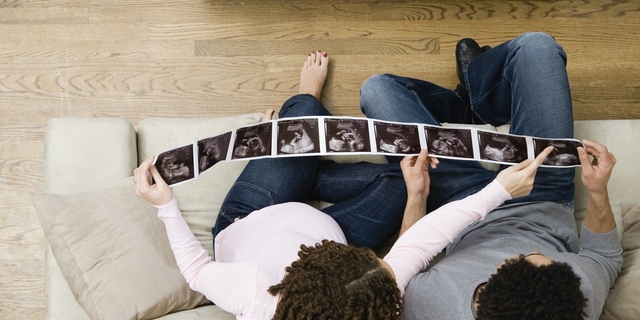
[[39, 115, 640, 319]]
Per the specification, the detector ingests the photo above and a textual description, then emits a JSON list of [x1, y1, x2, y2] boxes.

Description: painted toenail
[[322, 52, 327, 57]]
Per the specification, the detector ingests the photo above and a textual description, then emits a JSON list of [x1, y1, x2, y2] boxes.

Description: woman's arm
[[387, 146, 554, 294], [135, 157, 256, 315], [385, 180, 511, 295], [155, 198, 257, 314]]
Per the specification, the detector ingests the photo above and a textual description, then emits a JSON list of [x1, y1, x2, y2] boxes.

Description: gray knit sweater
[[403, 201, 623, 320]]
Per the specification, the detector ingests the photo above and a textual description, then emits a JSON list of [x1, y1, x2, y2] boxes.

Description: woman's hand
[[400, 149, 439, 200], [496, 146, 553, 198], [134, 156, 174, 206]]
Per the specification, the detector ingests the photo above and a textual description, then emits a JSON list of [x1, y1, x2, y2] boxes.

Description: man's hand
[[399, 149, 438, 236], [578, 139, 616, 195], [400, 149, 439, 200], [134, 156, 174, 206], [496, 145, 553, 198], [578, 139, 617, 233]]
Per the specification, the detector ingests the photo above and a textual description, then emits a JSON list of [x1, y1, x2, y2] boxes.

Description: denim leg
[[213, 94, 331, 236], [310, 160, 407, 250], [359, 73, 495, 210], [360, 73, 468, 125], [466, 32, 576, 204]]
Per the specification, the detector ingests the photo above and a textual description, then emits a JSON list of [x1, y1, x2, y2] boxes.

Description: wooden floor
[[1, 0, 639, 318]]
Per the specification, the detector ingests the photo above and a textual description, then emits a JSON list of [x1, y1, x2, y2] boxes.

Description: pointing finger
[[531, 145, 554, 168]]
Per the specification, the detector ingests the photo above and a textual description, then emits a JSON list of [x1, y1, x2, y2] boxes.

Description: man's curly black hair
[[268, 240, 402, 320], [476, 254, 588, 320]]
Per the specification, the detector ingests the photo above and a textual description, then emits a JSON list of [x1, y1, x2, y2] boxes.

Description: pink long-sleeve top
[[155, 180, 511, 319]]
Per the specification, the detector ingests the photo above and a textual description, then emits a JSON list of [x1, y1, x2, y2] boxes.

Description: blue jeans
[[213, 94, 407, 250], [360, 32, 575, 212]]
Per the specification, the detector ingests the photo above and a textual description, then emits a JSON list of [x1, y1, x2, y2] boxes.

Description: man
[[359, 32, 622, 319]]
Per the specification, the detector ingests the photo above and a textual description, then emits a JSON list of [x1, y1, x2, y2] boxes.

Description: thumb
[[413, 149, 429, 169], [149, 162, 167, 186], [577, 146, 593, 173]]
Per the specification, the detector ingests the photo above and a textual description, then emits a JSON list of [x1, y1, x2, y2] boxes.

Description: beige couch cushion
[[31, 185, 209, 320], [44, 118, 138, 194], [43, 118, 139, 319], [600, 203, 640, 319], [41, 116, 263, 320]]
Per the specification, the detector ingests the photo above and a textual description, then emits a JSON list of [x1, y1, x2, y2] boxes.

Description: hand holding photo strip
[[153, 116, 585, 186]]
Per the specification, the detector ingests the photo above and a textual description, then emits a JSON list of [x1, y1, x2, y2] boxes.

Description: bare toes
[[314, 51, 323, 65], [320, 52, 328, 65], [261, 109, 275, 122]]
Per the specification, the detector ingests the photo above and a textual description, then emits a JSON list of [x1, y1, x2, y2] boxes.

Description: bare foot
[[299, 51, 329, 99], [261, 108, 275, 122]]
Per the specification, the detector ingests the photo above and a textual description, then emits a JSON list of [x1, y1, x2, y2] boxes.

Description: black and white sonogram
[[198, 132, 231, 173], [232, 123, 272, 159], [425, 127, 473, 159], [277, 119, 320, 155], [324, 118, 370, 153], [534, 138, 583, 166], [156, 144, 195, 185], [478, 131, 528, 163], [374, 121, 420, 154]]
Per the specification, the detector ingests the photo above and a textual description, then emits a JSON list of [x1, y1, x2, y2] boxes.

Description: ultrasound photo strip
[[154, 116, 584, 186]]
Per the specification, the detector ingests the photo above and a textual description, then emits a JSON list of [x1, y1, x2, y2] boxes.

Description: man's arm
[[576, 139, 622, 299], [400, 195, 427, 236], [577, 140, 617, 233]]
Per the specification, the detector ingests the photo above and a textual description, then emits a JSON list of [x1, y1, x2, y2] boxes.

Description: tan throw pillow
[[31, 185, 210, 320], [600, 203, 640, 319]]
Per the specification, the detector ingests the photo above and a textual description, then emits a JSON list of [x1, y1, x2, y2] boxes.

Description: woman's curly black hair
[[268, 240, 402, 320], [476, 255, 588, 320]]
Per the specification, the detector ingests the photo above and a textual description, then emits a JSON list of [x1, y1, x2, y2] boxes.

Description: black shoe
[[456, 38, 484, 85], [454, 38, 489, 124]]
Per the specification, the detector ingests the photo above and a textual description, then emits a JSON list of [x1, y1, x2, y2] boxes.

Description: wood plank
[[149, 22, 316, 41], [367, 1, 640, 20], [0, 24, 148, 42], [0, 40, 194, 59], [28, 2, 372, 23], [0, 7, 88, 23], [0, 0, 19, 8], [195, 38, 439, 56]]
